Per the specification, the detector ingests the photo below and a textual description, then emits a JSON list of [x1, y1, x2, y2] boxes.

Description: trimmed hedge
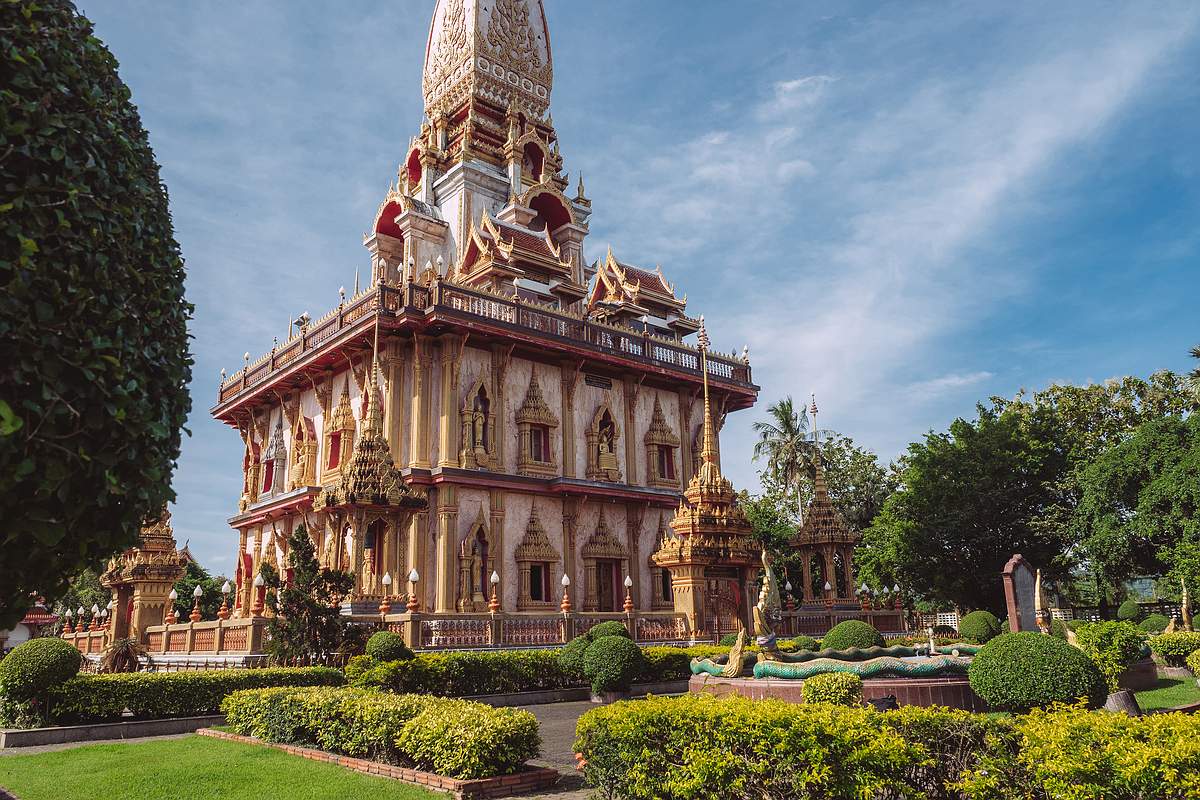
[[789, 635, 819, 651], [222, 687, 539, 779], [959, 611, 1002, 644], [802, 672, 862, 706], [576, 694, 1200, 800], [1149, 632, 1200, 667], [1187, 648, 1200, 675], [821, 620, 884, 651], [0, 638, 82, 699], [1138, 613, 1170, 634], [575, 693, 1001, 799], [1116, 599, 1141, 622], [1074, 621, 1145, 692], [43, 667, 343, 725], [583, 636, 646, 695], [968, 632, 1106, 712], [365, 631, 413, 663]]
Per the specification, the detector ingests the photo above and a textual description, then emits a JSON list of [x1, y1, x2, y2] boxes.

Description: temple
[[205, 0, 759, 647]]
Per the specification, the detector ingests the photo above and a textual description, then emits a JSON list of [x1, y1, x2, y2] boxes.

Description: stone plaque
[[1002, 554, 1037, 632]]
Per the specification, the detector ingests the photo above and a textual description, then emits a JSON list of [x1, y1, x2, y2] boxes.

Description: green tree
[[857, 404, 1072, 613], [751, 396, 812, 519], [49, 567, 107, 629], [0, 0, 193, 628], [1072, 414, 1200, 591], [261, 524, 354, 665], [171, 561, 231, 621]]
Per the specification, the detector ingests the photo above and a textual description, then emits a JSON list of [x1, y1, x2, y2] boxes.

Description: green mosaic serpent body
[[751, 654, 970, 680], [690, 644, 978, 679]]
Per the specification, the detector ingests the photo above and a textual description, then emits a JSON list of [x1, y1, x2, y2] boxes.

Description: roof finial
[[575, 171, 587, 201], [697, 316, 720, 482]]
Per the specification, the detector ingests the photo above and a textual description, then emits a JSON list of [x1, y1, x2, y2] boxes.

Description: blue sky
[[82, 1, 1200, 575]]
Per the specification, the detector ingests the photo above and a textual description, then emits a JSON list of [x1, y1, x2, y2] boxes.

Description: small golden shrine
[[652, 322, 759, 636], [788, 442, 860, 605], [99, 510, 189, 641]]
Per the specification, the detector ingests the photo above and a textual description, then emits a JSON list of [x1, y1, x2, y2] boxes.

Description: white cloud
[[906, 371, 995, 399]]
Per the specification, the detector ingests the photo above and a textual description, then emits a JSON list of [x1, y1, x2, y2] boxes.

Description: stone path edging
[[197, 728, 561, 799], [0, 715, 224, 749]]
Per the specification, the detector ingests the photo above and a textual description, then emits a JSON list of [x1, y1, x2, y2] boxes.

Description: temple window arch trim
[[460, 376, 496, 469]]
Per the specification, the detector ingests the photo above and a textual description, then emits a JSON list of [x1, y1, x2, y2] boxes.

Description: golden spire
[[362, 323, 384, 439], [697, 316, 720, 483]]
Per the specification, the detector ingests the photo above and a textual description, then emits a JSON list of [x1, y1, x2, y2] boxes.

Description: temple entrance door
[[596, 559, 620, 611], [704, 579, 743, 637]]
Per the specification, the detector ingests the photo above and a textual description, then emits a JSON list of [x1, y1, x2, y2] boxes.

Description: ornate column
[[383, 340, 405, 465], [560, 361, 579, 478], [622, 376, 641, 486], [562, 497, 579, 594], [491, 345, 512, 470], [409, 336, 434, 469], [626, 503, 644, 609], [434, 486, 458, 613], [801, 553, 813, 603], [489, 489, 506, 596], [677, 388, 695, 486], [407, 509, 428, 609], [842, 547, 855, 600], [437, 334, 463, 468]]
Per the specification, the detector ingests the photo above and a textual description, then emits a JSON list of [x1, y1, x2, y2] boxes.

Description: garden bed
[[198, 728, 559, 799]]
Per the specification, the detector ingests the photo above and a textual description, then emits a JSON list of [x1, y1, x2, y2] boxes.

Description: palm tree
[[752, 397, 812, 520], [1188, 344, 1200, 398]]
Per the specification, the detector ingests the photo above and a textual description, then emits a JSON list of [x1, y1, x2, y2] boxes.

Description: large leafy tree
[[857, 404, 1072, 614], [1073, 414, 1200, 590], [261, 524, 354, 665], [0, 1, 193, 627]]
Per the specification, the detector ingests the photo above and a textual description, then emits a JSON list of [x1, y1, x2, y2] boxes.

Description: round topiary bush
[[1050, 618, 1069, 640], [0, 638, 83, 699], [821, 620, 884, 651], [582, 635, 646, 696], [959, 611, 1002, 644], [802, 672, 863, 706], [1138, 614, 1170, 634], [558, 634, 592, 679], [1117, 600, 1141, 622], [588, 621, 632, 641], [0, 0, 193, 628], [365, 631, 413, 663], [789, 635, 819, 652], [968, 632, 1107, 712]]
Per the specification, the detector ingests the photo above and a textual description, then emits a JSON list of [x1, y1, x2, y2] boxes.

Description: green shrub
[[350, 650, 573, 696], [1074, 621, 1146, 692], [932, 624, 959, 637], [223, 687, 538, 779], [960, 703, 1200, 800], [365, 631, 412, 663], [343, 654, 377, 684], [958, 611, 1002, 644], [968, 632, 1107, 712], [583, 636, 646, 695], [1050, 618, 1069, 640], [718, 632, 739, 646], [44, 667, 342, 725], [588, 621, 632, 641], [639, 645, 727, 684], [1187, 648, 1200, 675], [575, 693, 931, 799], [397, 699, 541, 778], [1116, 599, 1141, 622], [558, 635, 591, 680], [1149, 632, 1200, 667], [0, 638, 82, 700], [821, 620, 885, 651], [1138, 614, 1170, 634], [1065, 619, 1086, 632], [802, 672, 862, 706], [789, 635, 819, 651]]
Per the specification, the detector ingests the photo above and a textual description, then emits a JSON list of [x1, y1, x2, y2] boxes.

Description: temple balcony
[[211, 280, 756, 421]]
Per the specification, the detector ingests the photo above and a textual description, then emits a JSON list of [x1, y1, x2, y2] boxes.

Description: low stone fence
[[383, 610, 691, 650]]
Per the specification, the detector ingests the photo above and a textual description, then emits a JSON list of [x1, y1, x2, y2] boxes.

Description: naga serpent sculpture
[[690, 549, 976, 680]]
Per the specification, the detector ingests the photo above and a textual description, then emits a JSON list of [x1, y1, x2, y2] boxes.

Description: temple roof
[[790, 458, 860, 547], [423, 0, 553, 117], [587, 248, 692, 322]]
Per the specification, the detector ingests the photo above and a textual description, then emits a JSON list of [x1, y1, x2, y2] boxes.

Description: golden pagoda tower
[[652, 320, 759, 637]]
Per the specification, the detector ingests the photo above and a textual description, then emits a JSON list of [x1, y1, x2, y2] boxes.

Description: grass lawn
[[0, 735, 440, 800], [1134, 677, 1200, 712]]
